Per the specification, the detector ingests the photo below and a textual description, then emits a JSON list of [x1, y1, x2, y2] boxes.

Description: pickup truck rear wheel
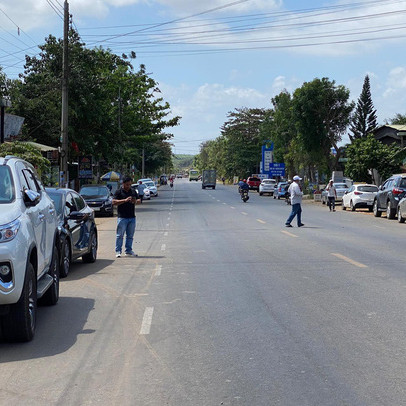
[[39, 245, 60, 306], [2, 262, 37, 342]]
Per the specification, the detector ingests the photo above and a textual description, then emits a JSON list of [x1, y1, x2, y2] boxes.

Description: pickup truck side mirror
[[23, 189, 40, 207]]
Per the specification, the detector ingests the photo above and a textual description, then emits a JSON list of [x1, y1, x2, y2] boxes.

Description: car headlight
[[0, 218, 21, 243]]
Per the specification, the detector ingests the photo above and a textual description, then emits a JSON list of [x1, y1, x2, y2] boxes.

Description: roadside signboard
[[78, 156, 93, 179], [261, 142, 274, 175], [269, 163, 285, 177]]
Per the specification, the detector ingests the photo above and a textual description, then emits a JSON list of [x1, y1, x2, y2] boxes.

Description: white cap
[[293, 175, 302, 181]]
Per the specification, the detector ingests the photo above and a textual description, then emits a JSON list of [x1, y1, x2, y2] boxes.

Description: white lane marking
[[217, 200, 221, 202], [331, 253, 367, 268], [164, 232, 168, 236], [257, 219, 266, 224], [230, 206, 235, 209], [167, 217, 171, 221], [155, 264, 162, 276], [281, 230, 298, 238], [140, 307, 154, 335], [166, 223, 169, 227], [241, 212, 248, 215], [223, 203, 227, 205], [161, 244, 166, 251]]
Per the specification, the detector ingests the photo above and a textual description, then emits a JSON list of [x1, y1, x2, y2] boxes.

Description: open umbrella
[[100, 171, 121, 181]]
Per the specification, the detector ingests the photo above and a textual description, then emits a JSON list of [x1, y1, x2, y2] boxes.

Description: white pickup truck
[[0, 156, 60, 342]]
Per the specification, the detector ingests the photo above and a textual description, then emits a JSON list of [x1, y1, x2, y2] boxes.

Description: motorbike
[[240, 189, 249, 202], [285, 191, 291, 205], [170, 181, 174, 188]]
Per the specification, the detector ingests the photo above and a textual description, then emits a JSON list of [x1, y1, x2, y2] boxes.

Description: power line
[[45, 0, 63, 20]]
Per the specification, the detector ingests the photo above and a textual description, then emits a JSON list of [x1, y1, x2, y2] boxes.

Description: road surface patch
[[331, 253, 367, 268]]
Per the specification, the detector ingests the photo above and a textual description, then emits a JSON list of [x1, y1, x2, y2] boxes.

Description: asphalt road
[[1, 179, 406, 406]]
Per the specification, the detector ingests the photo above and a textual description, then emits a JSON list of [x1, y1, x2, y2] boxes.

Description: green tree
[[387, 113, 406, 125], [0, 141, 50, 174], [7, 31, 180, 175], [349, 75, 378, 141], [345, 134, 405, 183], [292, 77, 354, 173]]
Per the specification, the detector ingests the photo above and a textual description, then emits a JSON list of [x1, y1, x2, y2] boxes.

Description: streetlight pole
[[60, 0, 69, 187]]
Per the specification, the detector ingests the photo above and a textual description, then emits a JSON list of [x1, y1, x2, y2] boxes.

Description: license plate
[[93, 207, 100, 211]]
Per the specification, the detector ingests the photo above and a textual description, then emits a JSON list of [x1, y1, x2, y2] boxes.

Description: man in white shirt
[[285, 175, 304, 227], [325, 179, 337, 212]]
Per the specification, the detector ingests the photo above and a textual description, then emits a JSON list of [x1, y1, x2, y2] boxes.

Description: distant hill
[[173, 154, 195, 171]]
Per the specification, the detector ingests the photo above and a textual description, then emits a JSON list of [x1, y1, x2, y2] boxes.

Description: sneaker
[[115, 253, 121, 258], [298, 223, 305, 227], [125, 251, 138, 257], [285, 224, 293, 227]]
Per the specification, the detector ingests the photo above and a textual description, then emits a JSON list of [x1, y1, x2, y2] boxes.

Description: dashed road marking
[[161, 244, 166, 251], [155, 264, 162, 276], [281, 230, 298, 238], [257, 219, 266, 224], [331, 253, 367, 268], [164, 232, 168, 236], [230, 206, 235, 209], [241, 212, 248, 215], [223, 203, 227, 205], [140, 307, 154, 335]]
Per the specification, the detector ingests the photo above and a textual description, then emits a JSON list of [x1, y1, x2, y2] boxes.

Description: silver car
[[397, 194, 406, 223]]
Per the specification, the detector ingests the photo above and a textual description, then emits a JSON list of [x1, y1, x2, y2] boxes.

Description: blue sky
[[2, 0, 406, 154]]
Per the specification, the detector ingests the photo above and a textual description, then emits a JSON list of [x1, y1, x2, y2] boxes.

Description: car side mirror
[[68, 211, 86, 221], [23, 189, 40, 206]]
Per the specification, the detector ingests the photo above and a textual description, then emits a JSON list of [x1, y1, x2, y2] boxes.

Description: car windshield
[[358, 186, 378, 193], [80, 186, 109, 197], [144, 181, 155, 187], [0, 167, 15, 203], [335, 183, 348, 189], [399, 178, 406, 188], [249, 178, 260, 182], [47, 192, 63, 215]]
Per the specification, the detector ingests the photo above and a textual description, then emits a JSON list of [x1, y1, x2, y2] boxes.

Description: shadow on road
[[66, 258, 114, 281], [0, 296, 95, 361]]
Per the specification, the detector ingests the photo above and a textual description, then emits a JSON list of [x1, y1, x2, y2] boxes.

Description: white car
[[137, 179, 158, 197], [259, 179, 277, 196], [0, 156, 60, 341], [342, 184, 378, 211]]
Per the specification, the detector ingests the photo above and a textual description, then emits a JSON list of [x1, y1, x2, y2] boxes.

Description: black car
[[46, 188, 98, 278], [373, 174, 406, 219], [79, 184, 114, 216]]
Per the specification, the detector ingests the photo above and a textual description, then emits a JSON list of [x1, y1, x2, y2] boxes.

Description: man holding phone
[[113, 176, 140, 257]]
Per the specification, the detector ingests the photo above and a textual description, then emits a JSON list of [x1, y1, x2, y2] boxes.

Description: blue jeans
[[286, 203, 302, 226], [115, 217, 136, 254]]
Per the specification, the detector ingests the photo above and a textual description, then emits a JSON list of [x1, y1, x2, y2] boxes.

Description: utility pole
[[60, 0, 69, 187], [142, 147, 145, 178]]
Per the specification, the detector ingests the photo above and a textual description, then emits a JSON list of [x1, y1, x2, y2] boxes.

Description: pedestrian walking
[[112, 176, 140, 257], [285, 175, 304, 227], [137, 181, 146, 204], [326, 179, 337, 212]]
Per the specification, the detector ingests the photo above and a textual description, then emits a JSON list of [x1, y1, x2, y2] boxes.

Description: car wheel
[[60, 239, 71, 278], [350, 201, 355, 211], [82, 232, 97, 263], [273, 195, 276, 199], [322, 198, 326, 205], [39, 245, 60, 306], [398, 207, 405, 223], [373, 200, 381, 217], [1, 262, 37, 342], [386, 201, 396, 219], [259, 192, 263, 196], [277, 196, 280, 200], [342, 203, 346, 210]]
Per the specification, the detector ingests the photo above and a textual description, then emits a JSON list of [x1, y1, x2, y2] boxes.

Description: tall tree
[[349, 75, 378, 141], [292, 77, 354, 173], [387, 113, 406, 125]]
